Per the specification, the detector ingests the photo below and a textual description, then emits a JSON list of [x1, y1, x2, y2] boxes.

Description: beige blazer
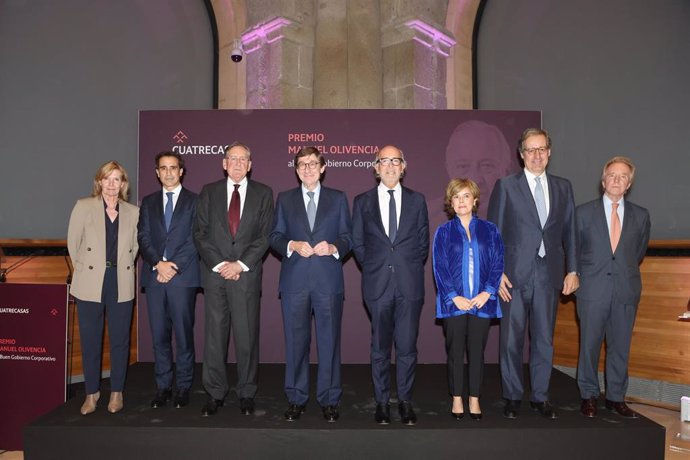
[[67, 196, 139, 302]]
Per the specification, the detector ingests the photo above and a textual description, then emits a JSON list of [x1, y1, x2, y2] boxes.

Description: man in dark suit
[[576, 156, 650, 419], [351, 145, 429, 425], [270, 146, 352, 423], [487, 128, 579, 419], [138, 151, 200, 409], [193, 142, 274, 416]]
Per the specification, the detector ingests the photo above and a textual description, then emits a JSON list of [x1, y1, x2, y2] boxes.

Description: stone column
[[382, 18, 455, 109]]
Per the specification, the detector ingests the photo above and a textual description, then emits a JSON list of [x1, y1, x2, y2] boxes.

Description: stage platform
[[24, 363, 665, 460]]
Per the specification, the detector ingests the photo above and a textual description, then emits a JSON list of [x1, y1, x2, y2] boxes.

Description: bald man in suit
[[352, 145, 429, 425], [576, 156, 650, 419], [487, 128, 579, 420]]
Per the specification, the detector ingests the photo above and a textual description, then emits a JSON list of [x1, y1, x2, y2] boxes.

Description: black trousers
[[443, 314, 491, 397]]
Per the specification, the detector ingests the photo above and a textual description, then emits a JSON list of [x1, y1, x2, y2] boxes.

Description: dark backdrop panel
[[0, 0, 213, 239], [138, 109, 540, 364], [476, 0, 690, 239]]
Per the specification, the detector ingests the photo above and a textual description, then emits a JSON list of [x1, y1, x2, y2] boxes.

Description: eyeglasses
[[377, 157, 404, 166], [523, 147, 549, 155], [296, 161, 321, 171]]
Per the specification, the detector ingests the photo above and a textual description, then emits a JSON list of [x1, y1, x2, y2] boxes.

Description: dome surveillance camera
[[231, 47, 243, 63], [231, 39, 243, 63]]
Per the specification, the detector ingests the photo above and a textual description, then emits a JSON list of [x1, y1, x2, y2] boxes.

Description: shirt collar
[[524, 168, 547, 183], [227, 176, 248, 187], [162, 184, 182, 195], [378, 182, 402, 194], [302, 182, 321, 196]]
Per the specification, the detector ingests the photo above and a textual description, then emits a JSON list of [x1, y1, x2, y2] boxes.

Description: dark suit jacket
[[193, 178, 274, 292], [575, 198, 650, 304], [487, 171, 578, 290], [138, 187, 200, 288], [351, 186, 429, 302], [270, 185, 352, 295]]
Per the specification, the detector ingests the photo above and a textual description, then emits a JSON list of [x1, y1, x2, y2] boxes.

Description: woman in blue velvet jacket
[[433, 178, 504, 420]]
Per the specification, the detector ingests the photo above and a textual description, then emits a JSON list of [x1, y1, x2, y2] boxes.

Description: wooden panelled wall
[[1, 240, 137, 379], [554, 244, 690, 386], [3, 239, 689, 386]]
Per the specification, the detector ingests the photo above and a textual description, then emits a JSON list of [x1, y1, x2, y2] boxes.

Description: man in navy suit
[[270, 146, 352, 423], [193, 142, 274, 416], [488, 128, 579, 419], [138, 151, 200, 408], [576, 156, 650, 418], [352, 145, 429, 425]]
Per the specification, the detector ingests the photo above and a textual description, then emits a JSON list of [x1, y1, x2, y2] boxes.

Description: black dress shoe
[[322, 405, 339, 422], [398, 401, 417, 425], [201, 398, 224, 416], [605, 399, 639, 418], [530, 401, 558, 419], [375, 403, 391, 424], [284, 403, 306, 421], [469, 412, 482, 421], [151, 388, 172, 408], [239, 398, 255, 415], [174, 389, 190, 408], [503, 400, 520, 419], [451, 410, 464, 420], [580, 397, 598, 418]]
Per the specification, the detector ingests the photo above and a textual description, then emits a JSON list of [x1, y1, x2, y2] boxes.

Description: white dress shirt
[[377, 182, 402, 239]]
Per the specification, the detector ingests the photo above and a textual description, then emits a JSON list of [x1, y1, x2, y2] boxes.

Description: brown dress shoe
[[580, 397, 598, 417], [605, 399, 639, 418], [108, 391, 124, 413], [80, 391, 100, 415]]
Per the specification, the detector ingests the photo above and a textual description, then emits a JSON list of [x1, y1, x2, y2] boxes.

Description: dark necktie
[[163, 191, 174, 259], [228, 184, 241, 237], [307, 191, 316, 231], [164, 191, 174, 231], [388, 189, 397, 242]]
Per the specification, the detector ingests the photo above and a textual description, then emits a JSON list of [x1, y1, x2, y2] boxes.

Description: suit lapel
[[117, 201, 131, 262], [369, 188, 387, 237], [395, 187, 414, 241], [213, 180, 232, 238], [517, 172, 541, 227], [292, 187, 311, 234], [593, 200, 612, 253], [236, 181, 256, 237], [314, 186, 331, 231]]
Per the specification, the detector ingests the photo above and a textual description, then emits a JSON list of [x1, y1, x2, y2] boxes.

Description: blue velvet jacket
[[432, 216, 504, 319]]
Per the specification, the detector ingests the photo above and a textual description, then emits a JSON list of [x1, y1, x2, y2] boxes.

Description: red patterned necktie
[[228, 184, 240, 237]]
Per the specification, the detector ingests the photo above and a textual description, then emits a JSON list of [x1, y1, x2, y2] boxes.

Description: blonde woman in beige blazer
[[67, 161, 139, 415]]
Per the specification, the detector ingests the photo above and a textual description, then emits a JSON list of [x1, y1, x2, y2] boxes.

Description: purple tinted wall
[[138, 109, 540, 364]]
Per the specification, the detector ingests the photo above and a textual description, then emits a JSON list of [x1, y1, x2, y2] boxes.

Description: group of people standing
[[67, 127, 650, 425]]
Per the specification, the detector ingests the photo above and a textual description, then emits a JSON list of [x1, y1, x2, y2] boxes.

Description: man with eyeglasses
[[488, 128, 579, 420], [270, 146, 352, 423], [193, 142, 274, 417], [138, 151, 200, 409], [351, 145, 429, 425]]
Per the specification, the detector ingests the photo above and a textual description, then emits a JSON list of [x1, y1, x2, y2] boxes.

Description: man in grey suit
[[487, 128, 579, 419], [576, 156, 650, 418], [193, 142, 274, 416]]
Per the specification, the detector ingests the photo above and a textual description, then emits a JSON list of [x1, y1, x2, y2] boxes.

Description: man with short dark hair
[[138, 151, 200, 409], [270, 146, 352, 423], [488, 128, 579, 420]]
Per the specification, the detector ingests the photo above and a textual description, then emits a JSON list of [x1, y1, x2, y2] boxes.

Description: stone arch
[[210, 0, 247, 108], [446, 0, 482, 109]]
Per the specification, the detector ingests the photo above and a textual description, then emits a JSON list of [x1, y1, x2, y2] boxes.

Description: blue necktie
[[388, 189, 397, 242], [163, 191, 174, 259], [164, 191, 174, 231], [307, 191, 316, 231], [534, 177, 547, 257]]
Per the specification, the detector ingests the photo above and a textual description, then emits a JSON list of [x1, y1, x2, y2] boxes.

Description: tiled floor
[[2, 403, 688, 459]]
